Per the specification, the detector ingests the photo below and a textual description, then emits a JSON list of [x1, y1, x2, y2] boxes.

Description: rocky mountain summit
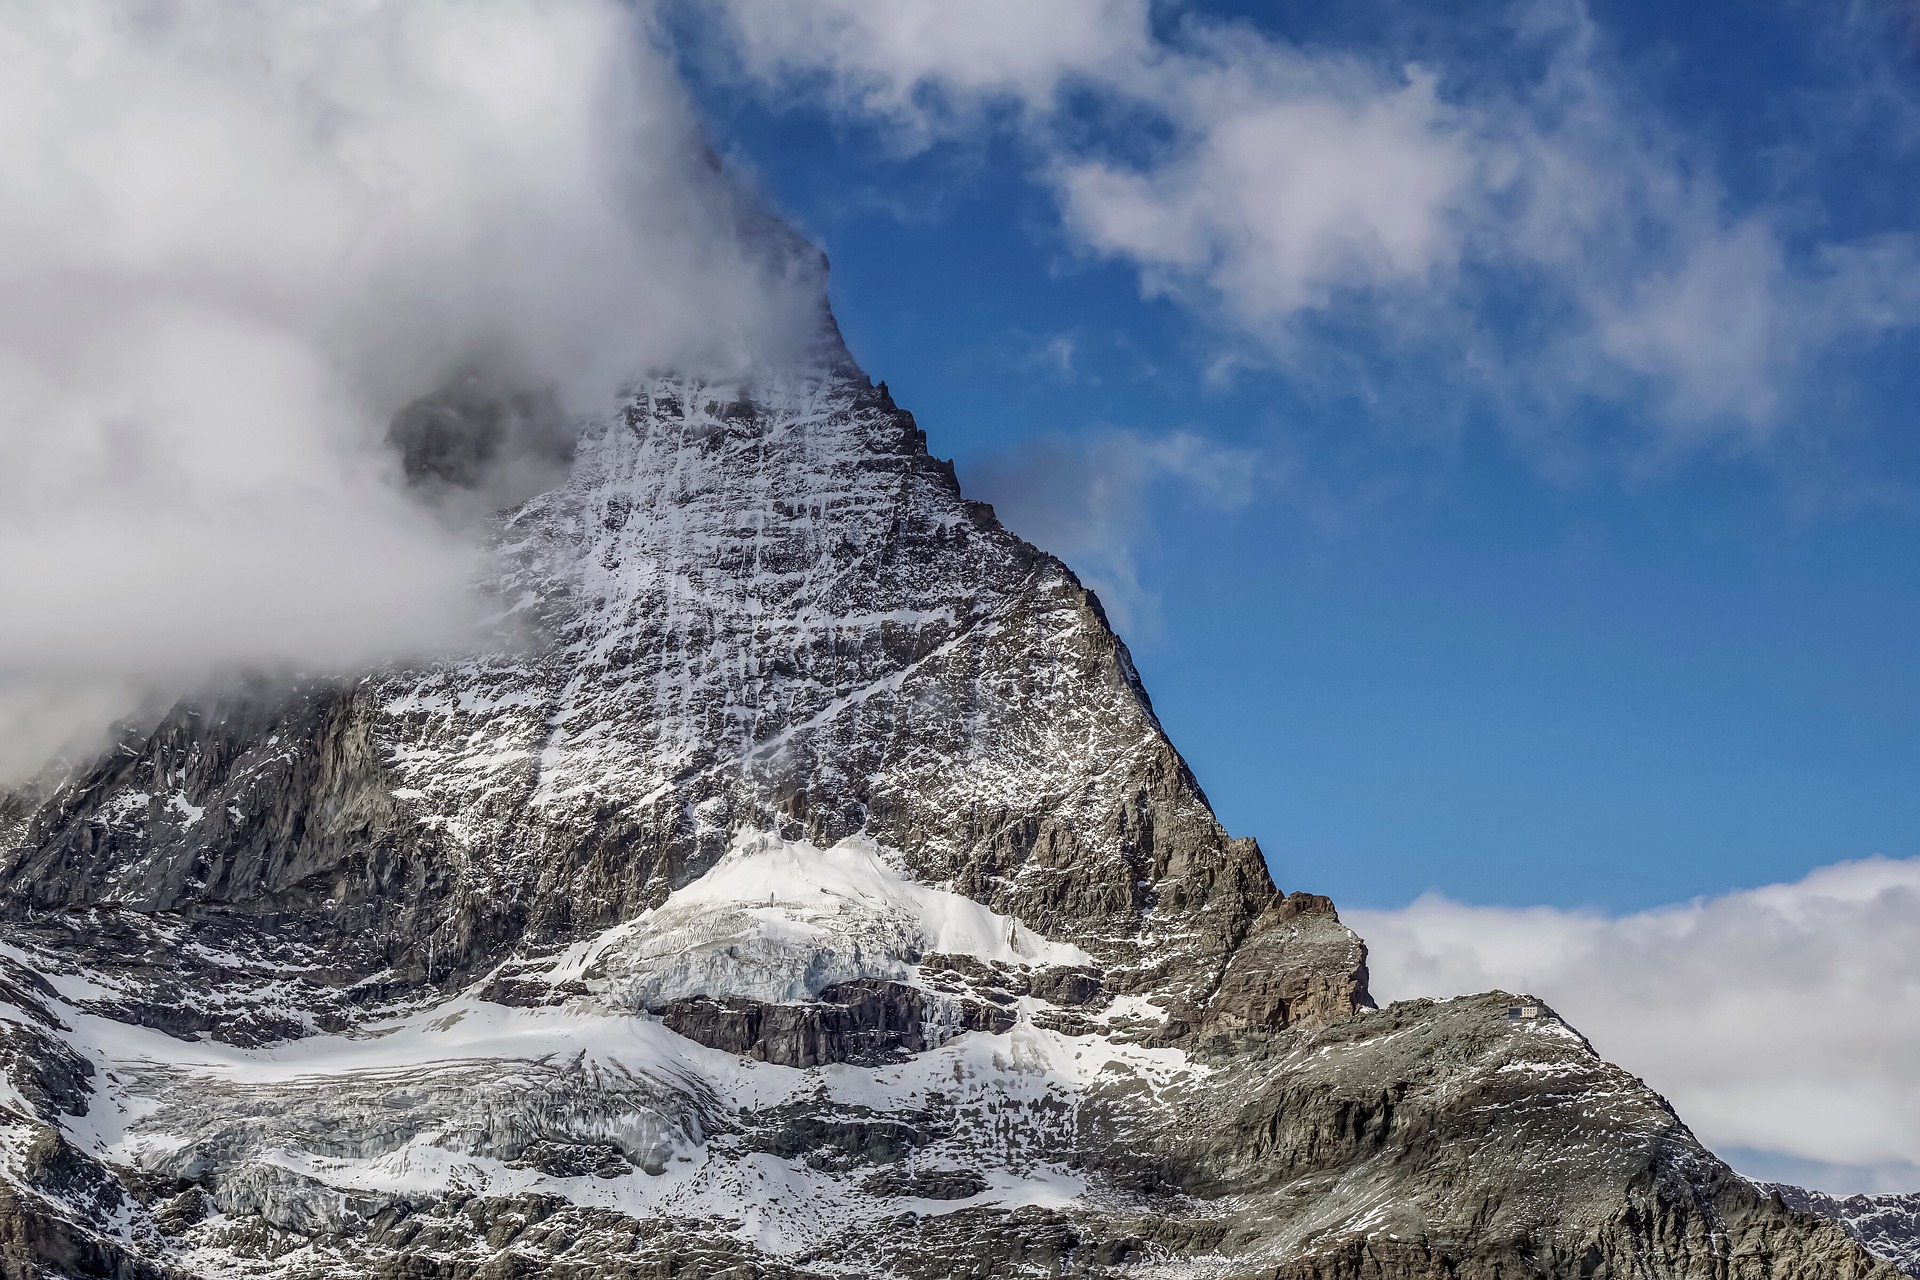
[[0, 313, 1909, 1279]]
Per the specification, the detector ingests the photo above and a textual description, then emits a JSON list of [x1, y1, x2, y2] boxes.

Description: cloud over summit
[[0, 0, 819, 780]]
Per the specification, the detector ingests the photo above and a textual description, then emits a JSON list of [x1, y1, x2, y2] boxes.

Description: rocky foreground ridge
[[0, 316, 1909, 1278], [1764, 1185, 1920, 1279]]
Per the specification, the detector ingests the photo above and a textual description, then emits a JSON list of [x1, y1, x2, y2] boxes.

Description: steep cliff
[[1766, 1183, 1920, 1278]]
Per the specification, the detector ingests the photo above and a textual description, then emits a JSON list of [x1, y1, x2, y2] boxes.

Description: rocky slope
[[1765, 1184, 1920, 1278], [0, 313, 1907, 1279]]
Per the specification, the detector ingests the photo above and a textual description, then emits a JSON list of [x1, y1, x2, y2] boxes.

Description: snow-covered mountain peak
[[0, 314, 1906, 1279]]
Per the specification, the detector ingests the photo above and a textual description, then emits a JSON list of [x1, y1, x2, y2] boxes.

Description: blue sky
[[671, 0, 1920, 915]]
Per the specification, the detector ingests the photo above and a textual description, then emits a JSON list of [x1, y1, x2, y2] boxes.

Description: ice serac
[[0, 308, 1905, 1278]]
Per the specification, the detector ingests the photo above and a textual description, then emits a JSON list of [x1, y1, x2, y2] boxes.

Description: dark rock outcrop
[[655, 980, 1016, 1068], [743, 1101, 940, 1169], [862, 1166, 990, 1201]]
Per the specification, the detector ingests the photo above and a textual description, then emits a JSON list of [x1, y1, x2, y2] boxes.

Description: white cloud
[[962, 429, 1258, 633], [1054, 63, 1471, 319], [1349, 857, 1920, 1194], [698, 0, 1920, 457], [700, 0, 1155, 141], [0, 0, 819, 781]]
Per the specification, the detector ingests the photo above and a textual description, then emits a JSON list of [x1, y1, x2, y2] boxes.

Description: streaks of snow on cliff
[[364, 361, 1210, 965]]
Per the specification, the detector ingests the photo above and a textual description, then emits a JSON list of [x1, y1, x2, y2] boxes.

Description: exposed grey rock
[[654, 979, 1015, 1069], [1194, 891, 1374, 1035], [0, 1179, 179, 1280], [149, 1189, 211, 1239], [1765, 1182, 1920, 1277], [0, 1022, 92, 1122], [742, 1100, 939, 1169], [862, 1166, 990, 1201], [507, 1140, 634, 1180]]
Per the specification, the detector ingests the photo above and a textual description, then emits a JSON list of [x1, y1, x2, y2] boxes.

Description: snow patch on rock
[[566, 832, 1092, 1008]]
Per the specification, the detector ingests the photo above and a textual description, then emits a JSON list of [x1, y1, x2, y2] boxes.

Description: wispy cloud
[[1351, 857, 1920, 1194], [962, 428, 1258, 633], [694, 0, 1156, 145], [696, 0, 1920, 467]]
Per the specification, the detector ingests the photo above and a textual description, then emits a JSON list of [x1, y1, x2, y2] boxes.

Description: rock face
[[0, 311, 1905, 1279], [1765, 1185, 1920, 1278], [0, 320, 1288, 1038]]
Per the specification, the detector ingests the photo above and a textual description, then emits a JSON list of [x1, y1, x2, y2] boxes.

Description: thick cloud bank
[[0, 0, 817, 781], [1351, 857, 1920, 1193]]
